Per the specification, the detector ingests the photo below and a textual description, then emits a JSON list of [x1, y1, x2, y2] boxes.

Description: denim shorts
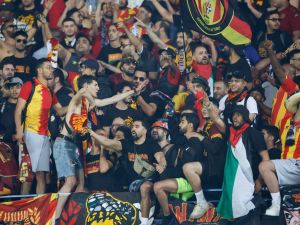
[[53, 138, 83, 178]]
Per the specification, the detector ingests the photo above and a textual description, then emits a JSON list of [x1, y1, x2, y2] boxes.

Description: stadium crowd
[[0, 0, 300, 224]]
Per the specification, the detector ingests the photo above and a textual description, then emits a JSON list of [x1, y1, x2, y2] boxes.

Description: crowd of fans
[[0, 0, 300, 224]]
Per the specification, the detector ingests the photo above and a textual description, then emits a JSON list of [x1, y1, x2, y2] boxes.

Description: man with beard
[[102, 81, 142, 128], [254, 8, 292, 58], [181, 100, 227, 219], [204, 103, 268, 224], [53, 75, 147, 220], [15, 59, 68, 195], [4, 30, 37, 82], [89, 119, 166, 225], [0, 57, 15, 80], [0, 19, 16, 61], [153, 113, 204, 225], [151, 119, 172, 152], [190, 39, 218, 96], [213, 80, 228, 103], [109, 55, 137, 86]]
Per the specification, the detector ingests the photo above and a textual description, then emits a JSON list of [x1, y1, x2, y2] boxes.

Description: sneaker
[[265, 202, 280, 216], [189, 202, 210, 219]]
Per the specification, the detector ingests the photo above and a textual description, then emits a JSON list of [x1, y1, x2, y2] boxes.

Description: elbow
[[99, 166, 109, 173]]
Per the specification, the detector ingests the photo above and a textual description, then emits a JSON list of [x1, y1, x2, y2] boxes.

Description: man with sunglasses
[[254, 8, 292, 58], [4, 30, 37, 82], [109, 55, 137, 86]]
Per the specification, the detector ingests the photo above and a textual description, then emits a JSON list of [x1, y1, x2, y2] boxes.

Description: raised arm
[[135, 17, 167, 49], [204, 98, 226, 134], [152, 0, 174, 23], [89, 130, 122, 151], [95, 80, 147, 107], [118, 21, 143, 53], [264, 40, 286, 84]]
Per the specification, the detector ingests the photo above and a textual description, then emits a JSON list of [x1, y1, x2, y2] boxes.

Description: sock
[[270, 192, 281, 203], [195, 190, 206, 204], [140, 217, 148, 225]]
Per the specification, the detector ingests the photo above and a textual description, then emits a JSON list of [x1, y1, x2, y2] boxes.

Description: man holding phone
[[156, 47, 184, 99]]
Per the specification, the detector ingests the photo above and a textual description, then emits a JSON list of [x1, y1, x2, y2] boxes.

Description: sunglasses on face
[[16, 39, 27, 44], [268, 18, 281, 22], [134, 77, 145, 81]]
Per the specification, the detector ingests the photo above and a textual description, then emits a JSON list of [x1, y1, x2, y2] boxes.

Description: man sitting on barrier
[[153, 112, 204, 225], [257, 90, 300, 216], [183, 99, 227, 219]]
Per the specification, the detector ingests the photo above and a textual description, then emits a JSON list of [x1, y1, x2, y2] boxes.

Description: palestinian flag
[[179, 0, 252, 48], [216, 139, 255, 219]]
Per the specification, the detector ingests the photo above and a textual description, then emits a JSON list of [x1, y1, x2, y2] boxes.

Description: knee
[[35, 172, 45, 182], [259, 161, 274, 174], [65, 177, 77, 188], [153, 182, 163, 195], [140, 182, 153, 197], [183, 163, 192, 175]]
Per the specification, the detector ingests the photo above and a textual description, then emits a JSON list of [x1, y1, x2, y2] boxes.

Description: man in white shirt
[[219, 71, 258, 124]]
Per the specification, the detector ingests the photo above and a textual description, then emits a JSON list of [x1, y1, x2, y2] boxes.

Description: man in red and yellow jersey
[[257, 42, 300, 217], [15, 59, 67, 195]]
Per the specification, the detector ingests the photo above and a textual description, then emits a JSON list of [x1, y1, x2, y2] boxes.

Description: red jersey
[[279, 5, 300, 36], [19, 79, 58, 135]]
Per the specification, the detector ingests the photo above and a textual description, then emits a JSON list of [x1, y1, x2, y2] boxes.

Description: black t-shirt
[[97, 44, 122, 75], [85, 151, 117, 191], [0, 101, 16, 143], [227, 58, 252, 82], [121, 138, 161, 181], [16, 7, 44, 53], [255, 30, 293, 58], [55, 86, 72, 107], [225, 126, 266, 180], [5, 56, 37, 82], [102, 106, 142, 127]]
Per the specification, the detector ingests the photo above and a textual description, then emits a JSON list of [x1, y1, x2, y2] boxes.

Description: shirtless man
[[53, 75, 146, 220], [0, 19, 16, 61]]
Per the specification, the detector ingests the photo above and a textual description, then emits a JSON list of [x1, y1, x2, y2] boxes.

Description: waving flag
[[179, 0, 252, 47]]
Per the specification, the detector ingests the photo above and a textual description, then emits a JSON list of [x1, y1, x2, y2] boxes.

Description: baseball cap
[[152, 120, 169, 131], [226, 71, 246, 81], [80, 59, 99, 73], [121, 55, 137, 65], [5, 77, 23, 87], [158, 46, 177, 59]]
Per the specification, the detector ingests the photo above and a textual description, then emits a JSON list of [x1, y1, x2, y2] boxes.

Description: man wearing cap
[[204, 102, 269, 224], [219, 70, 258, 124], [0, 77, 23, 144], [109, 55, 137, 86], [157, 46, 184, 98], [151, 119, 172, 153]]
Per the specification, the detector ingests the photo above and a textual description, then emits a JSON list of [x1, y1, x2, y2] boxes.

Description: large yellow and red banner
[[0, 194, 57, 225]]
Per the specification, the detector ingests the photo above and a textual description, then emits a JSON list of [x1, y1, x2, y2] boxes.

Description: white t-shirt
[[219, 94, 258, 123]]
